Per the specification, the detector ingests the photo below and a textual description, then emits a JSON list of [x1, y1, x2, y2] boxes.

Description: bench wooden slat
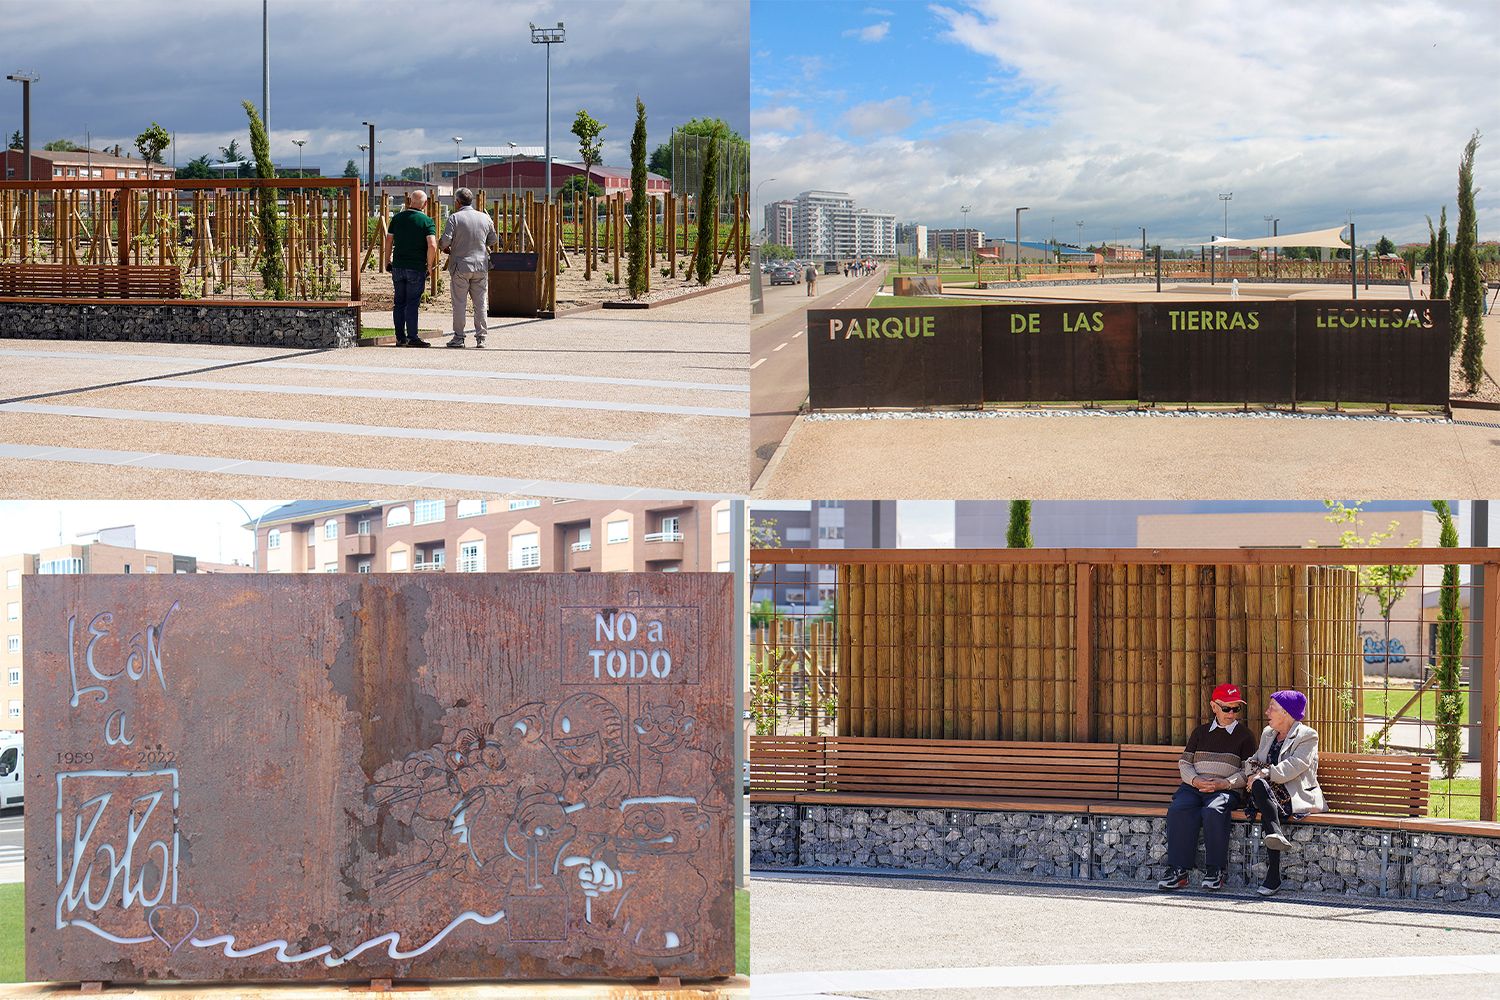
[[0, 262, 181, 299]]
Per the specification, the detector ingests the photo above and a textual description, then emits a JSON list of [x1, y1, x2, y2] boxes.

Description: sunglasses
[[1212, 703, 1242, 713]]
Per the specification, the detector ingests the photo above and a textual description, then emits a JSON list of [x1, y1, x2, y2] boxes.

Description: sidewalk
[[752, 871, 1500, 1000]]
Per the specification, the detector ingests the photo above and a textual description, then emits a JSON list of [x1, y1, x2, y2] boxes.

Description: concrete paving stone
[[0, 460, 518, 499]]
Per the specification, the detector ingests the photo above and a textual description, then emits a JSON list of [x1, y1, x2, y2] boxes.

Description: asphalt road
[[753, 872, 1500, 1000], [0, 807, 22, 880], [750, 267, 885, 486]]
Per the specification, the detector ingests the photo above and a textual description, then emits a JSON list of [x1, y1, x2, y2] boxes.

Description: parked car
[[769, 264, 802, 285]]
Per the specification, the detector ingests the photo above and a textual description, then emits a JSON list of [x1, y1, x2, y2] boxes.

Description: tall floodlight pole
[[1015, 206, 1028, 278], [1272, 218, 1279, 278], [507, 141, 517, 199], [1218, 192, 1232, 274], [960, 204, 972, 267], [292, 138, 306, 177], [1076, 220, 1084, 249], [361, 122, 376, 217], [451, 136, 463, 199], [262, 0, 270, 134], [530, 21, 566, 203], [6, 73, 36, 180]]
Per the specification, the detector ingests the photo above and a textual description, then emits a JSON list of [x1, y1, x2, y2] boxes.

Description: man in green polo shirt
[[382, 190, 438, 347]]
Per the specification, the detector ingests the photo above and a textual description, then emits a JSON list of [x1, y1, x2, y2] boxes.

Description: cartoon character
[[633, 700, 726, 814], [611, 796, 713, 957]]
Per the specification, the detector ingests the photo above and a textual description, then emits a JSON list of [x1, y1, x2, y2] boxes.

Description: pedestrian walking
[[805, 261, 818, 296], [383, 190, 437, 347], [441, 187, 499, 349]]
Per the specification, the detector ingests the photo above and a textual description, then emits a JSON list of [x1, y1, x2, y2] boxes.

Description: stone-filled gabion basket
[[0, 303, 359, 349]]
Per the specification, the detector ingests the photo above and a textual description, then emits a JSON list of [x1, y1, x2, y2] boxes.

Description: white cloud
[[758, 2, 1499, 245], [752, 106, 809, 135], [864, 6, 896, 15], [843, 21, 891, 42]]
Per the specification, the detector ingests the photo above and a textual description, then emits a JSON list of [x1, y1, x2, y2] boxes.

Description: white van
[[0, 735, 21, 810]]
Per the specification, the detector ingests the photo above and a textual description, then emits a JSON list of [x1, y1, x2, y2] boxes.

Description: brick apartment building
[[2, 147, 174, 182], [250, 499, 735, 576]]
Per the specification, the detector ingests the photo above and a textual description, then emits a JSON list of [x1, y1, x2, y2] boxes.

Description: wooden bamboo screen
[[751, 618, 837, 735], [830, 560, 1362, 751]]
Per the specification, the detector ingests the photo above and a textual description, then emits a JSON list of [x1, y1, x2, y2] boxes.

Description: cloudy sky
[[752, 1, 1498, 247], [2, 0, 747, 178], [0, 501, 286, 566]]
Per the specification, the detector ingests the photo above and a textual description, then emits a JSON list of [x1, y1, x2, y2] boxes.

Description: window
[[818, 526, 845, 540], [716, 508, 731, 533], [457, 500, 488, 518], [606, 520, 630, 544], [38, 557, 83, 575], [358, 519, 371, 536], [571, 526, 592, 552], [4, 570, 17, 589], [509, 532, 540, 570], [414, 500, 445, 525], [386, 506, 411, 527], [459, 541, 485, 573], [6, 701, 17, 720], [66, 167, 77, 177], [357, 561, 372, 574], [508, 499, 540, 511], [388, 550, 409, 572], [5, 604, 16, 622], [267, 529, 281, 550], [786, 527, 811, 542], [785, 590, 806, 604], [5, 637, 16, 654], [145, 565, 158, 574], [717, 561, 731, 571], [6, 667, 16, 684], [323, 562, 337, 573], [52, 167, 62, 177], [323, 519, 337, 540], [91, 168, 101, 179], [0, 746, 14, 774]]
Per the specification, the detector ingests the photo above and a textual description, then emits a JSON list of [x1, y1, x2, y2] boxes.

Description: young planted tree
[[1007, 500, 1033, 548], [571, 109, 606, 190], [694, 131, 720, 286], [1454, 131, 1484, 390], [1432, 500, 1464, 779], [1375, 235, 1396, 257], [1435, 205, 1451, 305], [134, 122, 170, 164], [1323, 501, 1418, 711], [626, 97, 649, 299], [242, 100, 285, 300]]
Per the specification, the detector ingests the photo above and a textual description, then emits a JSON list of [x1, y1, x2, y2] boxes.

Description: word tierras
[[1166, 309, 1262, 332], [1312, 305, 1434, 329], [829, 315, 936, 340]]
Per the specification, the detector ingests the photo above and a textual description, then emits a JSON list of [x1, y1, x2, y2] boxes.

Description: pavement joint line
[[0, 346, 334, 406], [0, 442, 718, 499], [0, 401, 637, 453], [138, 379, 750, 419]]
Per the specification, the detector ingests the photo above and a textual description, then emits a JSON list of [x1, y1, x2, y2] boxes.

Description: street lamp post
[[754, 177, 776, 244], [530, 21, 566, 203], [6, 73, 36, 180], [451, 136, 463, 204], [960, 204, 972, 267], [262, 0, 270, 133], [1218, 192, 1232, 276], [1076, 220, 1084, 250], [507, 141, 517, 201], [361, 122, 376, 217], [228, 501, 267, 573], [1015, 206, 1029, 279], [291, 138, 305, 178], [1272, 217, 1279, 279], [1139, 226, 1146, 277]]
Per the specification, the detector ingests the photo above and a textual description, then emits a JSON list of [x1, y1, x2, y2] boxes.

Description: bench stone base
[[0, 302, 358, 349], [752, 803, 1499, 908]]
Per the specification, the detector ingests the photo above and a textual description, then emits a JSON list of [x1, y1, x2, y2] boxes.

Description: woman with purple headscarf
[[1242, 689, 1327, 896]]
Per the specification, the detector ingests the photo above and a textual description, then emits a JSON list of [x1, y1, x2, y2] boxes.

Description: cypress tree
[[1432, 500, 1464, 779], [1007, 501, 1033, 548], [627, 97, 649, 299], [243, 100, 284, 300], [1455, 131, 1484, 389], [1426, 215, 1436, 281], [1435, 205, 1449, 305], [695, 131, 719, 286]]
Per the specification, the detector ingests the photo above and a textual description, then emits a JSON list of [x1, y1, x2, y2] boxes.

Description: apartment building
[[785, 190, 896, 259], [765, 199, 795, 247], [896, 222, 928, 258], [0, 525, 240, 733], [750, 501, 897, 615], [250, 499, 734, 576], [927, 228, 986, 256]]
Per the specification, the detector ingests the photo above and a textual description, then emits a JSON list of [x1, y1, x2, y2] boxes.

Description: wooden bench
[[0, 262, 182, 299], [751, 736, 1431, 823]]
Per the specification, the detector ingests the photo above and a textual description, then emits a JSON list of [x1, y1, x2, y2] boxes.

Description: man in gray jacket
[[441, 187, 499, 348]]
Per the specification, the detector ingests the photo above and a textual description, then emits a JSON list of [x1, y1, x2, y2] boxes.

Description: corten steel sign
[[1296, 299, 1449, 407], [1137, 302, 1298, 404], [807, 301, 1448, 410], [981, 303, 1138, 402], [806, 306, 984, 409], [23, 573, 734, 985]]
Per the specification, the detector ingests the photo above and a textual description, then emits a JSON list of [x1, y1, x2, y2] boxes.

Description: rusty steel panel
[[981, 303, 1138, 402], [1296, 299, 1449, 406], [806, 306, 984, 409], [1138, 302, 1297, 404], [23, 573, 734, 985]]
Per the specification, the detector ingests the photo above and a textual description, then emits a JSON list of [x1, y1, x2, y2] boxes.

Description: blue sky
[[752, 1, 1498, 247]]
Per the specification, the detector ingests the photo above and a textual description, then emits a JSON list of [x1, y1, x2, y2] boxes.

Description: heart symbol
[[147, 903, 200, 954]]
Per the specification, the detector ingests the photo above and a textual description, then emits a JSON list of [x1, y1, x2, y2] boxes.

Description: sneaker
[[409, 337, 431, 348], [445, 335, 466, 348], [474, 338, 486, 349], [1201, 868, 1225, 890], [1257, 878, 1281, 897], [1263, 829, 1291, 851], [1157, 868, 1189, 890]]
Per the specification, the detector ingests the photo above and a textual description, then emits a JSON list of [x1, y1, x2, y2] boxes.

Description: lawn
[[0, 884, 749, 982], [359, 325, 393, 340], [1428, 777, 1486, 821], [0, 882, 19, 983], [1363, 685, 1470, 725], [868, 296, 998, 308]]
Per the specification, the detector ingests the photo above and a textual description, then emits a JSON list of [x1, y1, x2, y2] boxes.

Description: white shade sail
[[1197, 225, 1351, 249]]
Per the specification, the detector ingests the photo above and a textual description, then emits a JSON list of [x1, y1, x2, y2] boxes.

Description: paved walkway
[[0, 289, 748, 498], [752, 872, 1500, 999]]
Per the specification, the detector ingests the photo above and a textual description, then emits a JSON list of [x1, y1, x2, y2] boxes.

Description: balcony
[[570, 541, 592, 553], [567, 543, 593, 572], [509, 549, 541, 571], [412, 561, 445, 572], [642, 531, 684, 562], [341, 534, 375, 557]]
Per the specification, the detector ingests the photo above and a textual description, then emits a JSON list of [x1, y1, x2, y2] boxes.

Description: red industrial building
[[1, 147, 174, 182], [457, 159, 669, 202]]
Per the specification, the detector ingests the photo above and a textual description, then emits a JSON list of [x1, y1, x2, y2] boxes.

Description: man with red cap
[[1158, 682, 1259, 891]]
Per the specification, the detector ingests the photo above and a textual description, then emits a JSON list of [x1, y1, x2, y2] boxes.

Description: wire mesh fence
[[751, 548, 1500, 821], [669, 129, 749, 205]]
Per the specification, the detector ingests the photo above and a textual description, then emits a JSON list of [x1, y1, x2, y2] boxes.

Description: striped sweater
[[1178, 721, 1257, 788]]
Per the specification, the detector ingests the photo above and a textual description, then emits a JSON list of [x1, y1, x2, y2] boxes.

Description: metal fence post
[[1482, 561, 1499, 822]]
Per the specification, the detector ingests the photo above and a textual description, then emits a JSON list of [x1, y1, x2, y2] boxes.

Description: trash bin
[[824, 260, 839, 275], [487, 251, 541, 317]]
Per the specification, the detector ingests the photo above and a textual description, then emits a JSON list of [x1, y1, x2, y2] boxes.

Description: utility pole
[[960, 204, 972, 268], [1218, 192, 1232, 279], [361, 122, 376, 217], [530, 21, 566, 203], [1015, 206, 1028, 280], [262, 0, 270, 134], [6, 73, 36, 180], [1470, 500, 1489, 761]]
